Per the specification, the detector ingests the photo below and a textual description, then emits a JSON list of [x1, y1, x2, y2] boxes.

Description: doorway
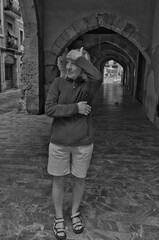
[[5, 63, 13, 90]]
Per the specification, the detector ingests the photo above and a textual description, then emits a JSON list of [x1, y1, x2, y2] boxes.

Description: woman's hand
[[67, 47, 84, 61], [77, 101, 92, 115]]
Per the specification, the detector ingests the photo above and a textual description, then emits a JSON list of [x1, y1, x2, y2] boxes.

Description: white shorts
[[47, 143, 93, 178]]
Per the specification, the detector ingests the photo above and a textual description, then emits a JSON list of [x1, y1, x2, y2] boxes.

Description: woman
[[45, 47, 102, 240]]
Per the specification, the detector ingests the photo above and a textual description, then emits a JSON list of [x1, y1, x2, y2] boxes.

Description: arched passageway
[[103, 60, 123, 85], [18, 5, 150, 120], [86, 40, 135, 93], [50, 15, 148, 109]]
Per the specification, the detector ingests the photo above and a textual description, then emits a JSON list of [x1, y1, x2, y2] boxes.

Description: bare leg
[[52, 176, 65, 218], [71, 176, 85, 232], [52, 176, 66, 239], [71, 176, 85, 215]]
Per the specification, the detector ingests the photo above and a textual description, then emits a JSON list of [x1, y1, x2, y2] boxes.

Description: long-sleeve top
[[45, 56, 102, 146]]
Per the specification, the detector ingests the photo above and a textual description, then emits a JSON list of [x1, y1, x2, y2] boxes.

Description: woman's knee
[[74, 176, 85, 186], [53, 176, 65, 188]]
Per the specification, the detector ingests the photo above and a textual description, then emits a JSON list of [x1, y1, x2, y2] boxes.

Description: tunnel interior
[[18, 2, 148, 116], [65, 27, 143, 104]]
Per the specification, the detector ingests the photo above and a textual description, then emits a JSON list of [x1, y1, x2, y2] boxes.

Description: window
[[7, 22, 13, 30], [20, 30, 23, 44], [5, 64, 13, 81], [0, 0, 4, 36]]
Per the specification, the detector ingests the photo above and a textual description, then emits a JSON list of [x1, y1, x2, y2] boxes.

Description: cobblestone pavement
[[0, 89, 20, 114], [1, 83, 159, 240]]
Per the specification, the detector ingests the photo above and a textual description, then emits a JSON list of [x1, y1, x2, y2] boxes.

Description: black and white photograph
[[0, 1, 159, 239]]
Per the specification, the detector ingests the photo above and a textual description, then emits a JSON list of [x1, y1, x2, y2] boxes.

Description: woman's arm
[[76, 56, 103, 98], [45, 78, 78, 118], [76, 56, 102, 82]]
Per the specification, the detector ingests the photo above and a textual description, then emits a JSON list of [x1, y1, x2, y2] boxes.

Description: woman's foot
[[53, 218, 66, 240], [71, 212, 84, 234]]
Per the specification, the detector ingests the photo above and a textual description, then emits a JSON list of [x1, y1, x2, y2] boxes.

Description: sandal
[[71, 212, 84, 234], [53, 218, 66, 240]]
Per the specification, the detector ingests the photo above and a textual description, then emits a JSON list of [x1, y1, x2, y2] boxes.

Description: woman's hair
[[66, 48, 90, 61], [64, 48, 90, 80]]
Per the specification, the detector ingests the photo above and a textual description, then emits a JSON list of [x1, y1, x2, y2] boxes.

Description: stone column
[[0, 49, 2, 92], [0, 51, 6, 92], [18, 23, 39, 114]]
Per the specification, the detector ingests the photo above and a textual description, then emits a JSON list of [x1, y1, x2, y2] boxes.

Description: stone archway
[[100, 54, 134, 92], [89, 42, 135, 67], [45, 12, 148, 111], [17, 7, 151, 114], [83, 33, 138, 65], [50, 12, 151, 67], [91, 43, 135, 92]]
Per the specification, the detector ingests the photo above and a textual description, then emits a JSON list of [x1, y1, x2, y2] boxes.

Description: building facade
[[0, 0, 24, 92]]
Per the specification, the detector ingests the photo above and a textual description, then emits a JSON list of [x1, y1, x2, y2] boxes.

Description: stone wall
[[144, 0, 159, 126], [18, 0, 40, 114]]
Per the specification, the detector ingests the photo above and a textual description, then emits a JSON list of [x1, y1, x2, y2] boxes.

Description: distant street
[[0, 89, 20, 114]]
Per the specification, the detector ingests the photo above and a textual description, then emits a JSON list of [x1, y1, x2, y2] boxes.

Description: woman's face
[[66, 59, 81, 80]]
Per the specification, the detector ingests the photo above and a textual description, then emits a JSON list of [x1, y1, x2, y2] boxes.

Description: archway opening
[[57, 27, 137, 106], [103, 60, 123, 84]]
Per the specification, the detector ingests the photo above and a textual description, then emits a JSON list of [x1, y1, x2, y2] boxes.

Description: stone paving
[[1, 83, 159, 240], [0, 89, 20, 115]]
